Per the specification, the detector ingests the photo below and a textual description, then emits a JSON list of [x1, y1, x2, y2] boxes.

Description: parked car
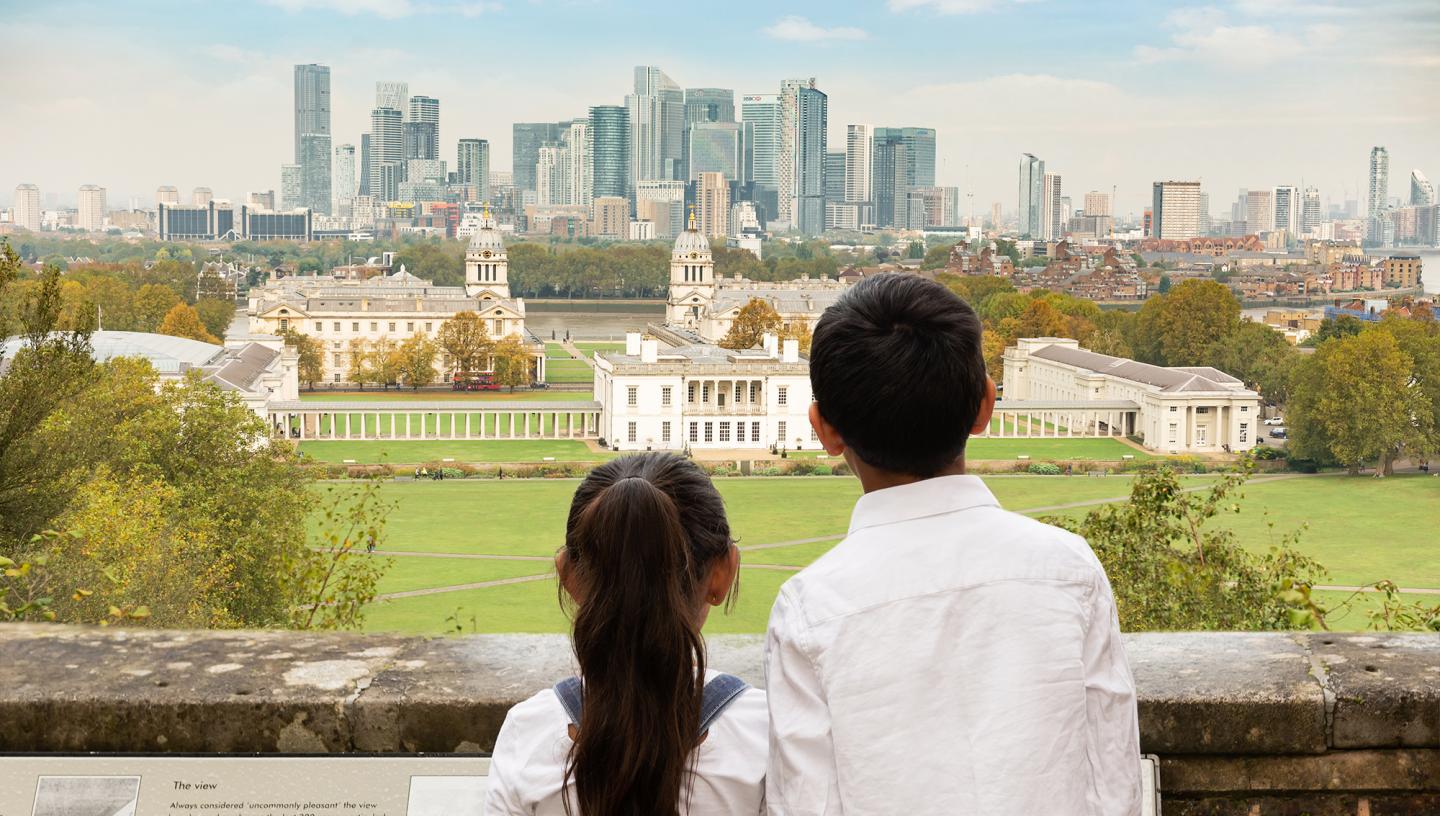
[[529, 381, 551, 389], [1264, 416, 1285, 426], [1268, 427, 1288, 439]]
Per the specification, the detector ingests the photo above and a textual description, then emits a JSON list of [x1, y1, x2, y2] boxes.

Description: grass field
[[347, 472, 1439, 635], [545, 359, 595, 383], [301, 439, 608, 464], [298, 390, 582, 402]]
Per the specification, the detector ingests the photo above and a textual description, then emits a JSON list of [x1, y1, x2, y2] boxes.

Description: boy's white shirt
[[483, 669, 768, 815], [764, 474, 1142, 816]]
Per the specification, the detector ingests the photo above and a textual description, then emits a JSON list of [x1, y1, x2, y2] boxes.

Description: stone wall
[[0, 625, 1435, 814]]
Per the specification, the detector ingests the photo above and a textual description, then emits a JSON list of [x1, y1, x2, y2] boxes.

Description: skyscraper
[[192, 187, 213, 206], [512, 122, 562, 193], [563, 120, 592, 208], [281, 165, 302, 209], [1368, 146, 1390, 218], [825, 152, 846, 207], [77, 184, 105, 231], [793, 80, 828, 235], [406, 95, 440, 161], [1245, 189, 1274, 235], [872, 137, 909, 228], [1272, 185, 1299, 236], [333, 143, 356, 214], [536, 145, 567, 206], [1018, 153, 1044, 237], [359, 134, 371, 197], [457, 139, 490, 203], [588, 105, 631, 202], [684, 88, 735, 125], [1083, 191, 1111, 217], [1151, 181, 1202, 240], [369, 107, 404, 202], [740, 94, 784, 223], [845, 125, 871, 205], [687, 122, 742, 182], [156, 186, 180, 205], [1042, 173, 1063, 240], [294, 64, 332, 216], [698, 172, 730, 239], [627, 66, 685, 185], [12, 184, 40, 231], [873, 127, 936, 187], [1302, 186, 1322, 235], [293, 65, 330, 166], [375, 81, 409, 112], [1411, 169, 1435, 206]]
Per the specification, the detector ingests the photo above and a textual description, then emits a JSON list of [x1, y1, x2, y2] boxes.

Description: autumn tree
[[279, 329, 325, 388], [398, 333, 440, 389], [133, 283, 182, 332], [981, 329, 1007, 385], [491, 335, 534, 391], [195, 298, 236, 340], [346, 338, 371, 389], [367, 337, 402, 389], [1133, 279, 1241, 366], [720, 297, 783, 350], [1287, 329, 1433, 474], [778, 321, 813, 354], [1205, 320, 1299, 404], [157, 303, 220, 344], [436, 310, 493, 376]]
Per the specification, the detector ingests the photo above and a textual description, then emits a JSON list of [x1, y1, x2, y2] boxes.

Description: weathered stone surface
[[1315, 633, 1440, 749], [1160, 749, 1440, 792], [0, 624, 413, 752], [1164, 794, 1440, 816], [1125, 632, 1327, 754]]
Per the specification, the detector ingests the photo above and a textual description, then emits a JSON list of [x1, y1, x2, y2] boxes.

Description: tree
[[195, 298, 236, 340], [398, 333, 440, 389], [921, 243, 954, 270], [346, 338, 371, 389], [491, 335, 533, 391], [1205, 320, 1299, 405], [1305, 315, 1366, 347], [719, 297, 783, 350], [778, 321, 813, 355], [1157, 273, 1172, 294], [366, 337, 402, 389], [395, 240, 464, 287], [279, 329, 325, 388], [1287, 329, 1433, 474], [157, 303, 220, 344], [1133, 279, 1240, 365], [982, 329, 1007, 385], [436, 311, 493, 376], [905, 241, 925, 260], [1050, 467, 1327, 631], [133, 284, 182, 332]]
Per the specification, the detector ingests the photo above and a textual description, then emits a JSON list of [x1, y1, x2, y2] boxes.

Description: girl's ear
[[704, 544, 741, 607], [556, 551, 583, 605]]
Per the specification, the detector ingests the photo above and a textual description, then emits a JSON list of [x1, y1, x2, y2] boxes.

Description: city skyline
[[4, 0, 1438, 213]]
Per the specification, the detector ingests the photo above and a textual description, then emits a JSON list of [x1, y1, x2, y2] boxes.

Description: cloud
[[1134, 6, 1346, 67], [887, 0, 1034, 15], [762, 15, 868, 42]]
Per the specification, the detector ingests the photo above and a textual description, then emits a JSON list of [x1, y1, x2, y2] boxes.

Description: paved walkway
[[560, 340, 593, 367]]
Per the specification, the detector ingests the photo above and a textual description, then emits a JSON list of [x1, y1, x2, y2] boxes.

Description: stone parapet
[[0, 626, 1435, 813]]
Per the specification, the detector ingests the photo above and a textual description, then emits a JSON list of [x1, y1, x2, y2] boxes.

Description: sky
[[4, 0, 1439, 216]]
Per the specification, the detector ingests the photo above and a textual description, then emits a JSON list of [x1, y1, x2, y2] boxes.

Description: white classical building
[[248, 209, 545, 383], [593, 332, 815, 452], [0, 330, 299, 419], [665, 217, 849, 343], [1002, 338, 1262, 453]]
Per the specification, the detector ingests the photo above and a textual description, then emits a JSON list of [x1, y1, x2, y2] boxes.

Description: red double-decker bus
[[451, 371, 500, 391]]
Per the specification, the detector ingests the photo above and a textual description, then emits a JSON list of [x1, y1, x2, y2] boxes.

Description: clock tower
[[464, 204, 510, 300], [666, 210, 715, 328]]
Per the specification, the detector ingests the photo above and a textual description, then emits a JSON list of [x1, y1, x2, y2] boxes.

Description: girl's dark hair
[[560, 453, 736, 816]]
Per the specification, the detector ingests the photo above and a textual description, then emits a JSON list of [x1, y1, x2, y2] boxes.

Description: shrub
[[1027, 463, 1062, 475], [440, 468, 464, 479], [788, 462, 816, 476], [812, 464, 833, 476], [758, 467, 783, 476], [346, 464, 389, 479]]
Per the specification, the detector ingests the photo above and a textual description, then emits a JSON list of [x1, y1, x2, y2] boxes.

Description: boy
[[765, 273, 1140, 815]]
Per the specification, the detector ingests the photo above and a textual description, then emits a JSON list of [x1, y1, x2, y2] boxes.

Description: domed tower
[[465, 205, 510, 300], [667, 210, 715, 328]]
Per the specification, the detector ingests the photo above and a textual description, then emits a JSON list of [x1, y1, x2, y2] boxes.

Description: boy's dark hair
[[810, 272, 988, 477]]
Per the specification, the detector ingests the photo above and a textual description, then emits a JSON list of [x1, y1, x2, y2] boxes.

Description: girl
[[484, 453, 767, 815]]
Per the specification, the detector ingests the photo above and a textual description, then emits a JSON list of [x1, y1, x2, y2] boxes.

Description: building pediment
[[669, 287, 712, 305], [256, 301, 309, 319]]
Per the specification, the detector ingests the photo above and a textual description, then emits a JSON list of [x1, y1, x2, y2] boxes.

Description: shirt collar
[[847, 475, 1000, 536]]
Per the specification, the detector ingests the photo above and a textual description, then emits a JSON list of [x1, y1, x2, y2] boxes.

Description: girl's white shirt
[[483, 670, 768, 815]]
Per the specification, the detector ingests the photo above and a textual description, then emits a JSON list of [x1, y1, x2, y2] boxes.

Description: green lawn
[[346, 473, 1438, 636], [301, 439, 609, 464], [545, 359, 595, 383], [966, 437, 1151, 461], [1309, 590, 1439, 633], [299, 390, 581, 402], [375, 556, 552, 595], [574, 342, 626, 354]]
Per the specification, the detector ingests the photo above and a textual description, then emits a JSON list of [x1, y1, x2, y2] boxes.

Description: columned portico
[[268, 400, 603, 442]]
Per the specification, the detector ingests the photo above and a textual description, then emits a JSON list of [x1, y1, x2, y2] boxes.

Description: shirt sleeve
[[764, 583, 840, 816], [1083, 566, 1143, 816], [482, 708, 532, 816]]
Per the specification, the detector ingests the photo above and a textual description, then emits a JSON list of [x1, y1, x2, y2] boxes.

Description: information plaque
[[0, 756, 490, 816]]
